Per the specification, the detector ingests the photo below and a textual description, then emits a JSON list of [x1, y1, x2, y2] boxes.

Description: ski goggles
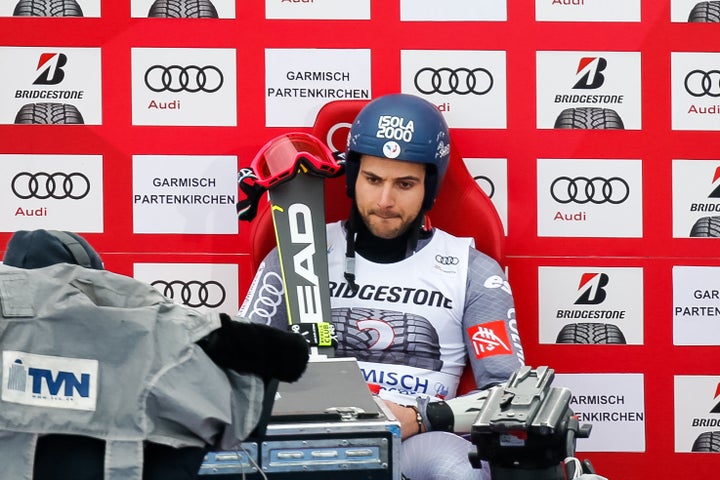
[[250, 132, 343, 188]]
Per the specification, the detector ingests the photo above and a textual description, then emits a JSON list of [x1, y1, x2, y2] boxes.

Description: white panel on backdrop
[[131, 0, 235, 17], [134, 262, 239, 315], [538, 266, 644, 345], [671, 52, 720, 131], [672, 159, 720, 237], [401, 50, 507, 129], [132, 155, 238, 234], [671, 0, 715, 22], [674, 376, 720, 452], [266, 0, 369, 20], [673, 266, 720, 345], [462, 158, 508, 235], [0, 47, 101, 125], [400, 0, 506, 21], [536, 51, 642, 130], [0, 154, 104, 232], [537, 159, 643, 238], [553, 373, 646, 452], [265, 49, 371, 127], [535, 0, 640, 22], [131, 48, 237, 126], [0, 0, 101, 16]]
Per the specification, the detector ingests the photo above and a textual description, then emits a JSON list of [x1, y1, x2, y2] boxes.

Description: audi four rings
[[435, 255, 460, 265], [11, 172, 90, 200], [550, 176, 630, 204], [684, 69, 720, 97], [414, 67, 493, 95], [144, 65, 224, 93], [247, 271, 285, 325], [151, 280, 226, 308]]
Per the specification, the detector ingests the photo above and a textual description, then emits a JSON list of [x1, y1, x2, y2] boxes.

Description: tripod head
[[468, 366, 592, 480]]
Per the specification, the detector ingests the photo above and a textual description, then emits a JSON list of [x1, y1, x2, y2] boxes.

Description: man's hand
[[383, 399, 424, 440]]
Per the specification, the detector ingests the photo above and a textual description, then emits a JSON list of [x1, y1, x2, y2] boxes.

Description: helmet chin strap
[[343, 205, 360, 292], [404, 213, 425, 257]]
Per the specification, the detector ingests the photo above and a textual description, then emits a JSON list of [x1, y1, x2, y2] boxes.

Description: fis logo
[[2, 351, 98, 411], [573, 57, 607, 90], [33, 53, 68, 86], [574, 272, 609, 305], [467, 320, 513, 360]]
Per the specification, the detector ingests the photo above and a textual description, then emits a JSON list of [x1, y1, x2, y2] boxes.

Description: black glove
[[197, 313, 310, 383]]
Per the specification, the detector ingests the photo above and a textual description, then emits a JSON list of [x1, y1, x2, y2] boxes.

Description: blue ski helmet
[[345, 93, 451, 211]]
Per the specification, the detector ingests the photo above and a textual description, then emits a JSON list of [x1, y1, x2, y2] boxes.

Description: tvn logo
[[2, 351, 98, 411]]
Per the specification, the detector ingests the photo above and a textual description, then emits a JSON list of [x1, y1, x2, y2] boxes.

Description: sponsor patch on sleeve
[[467, 320, 513, 359]]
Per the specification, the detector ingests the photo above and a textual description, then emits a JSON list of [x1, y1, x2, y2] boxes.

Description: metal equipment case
[[199, 358, 402, 480]]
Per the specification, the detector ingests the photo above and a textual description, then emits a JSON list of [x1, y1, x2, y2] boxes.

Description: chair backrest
[[248, 99, 505, 272], [246, 100, 506, 395]]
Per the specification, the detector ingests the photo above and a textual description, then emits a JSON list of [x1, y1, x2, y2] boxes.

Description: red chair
[[247, 100, 505, 395]]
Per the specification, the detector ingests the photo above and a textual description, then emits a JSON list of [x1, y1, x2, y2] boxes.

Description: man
[[239, 93, 524, 480], [1, 229, 309, 480]]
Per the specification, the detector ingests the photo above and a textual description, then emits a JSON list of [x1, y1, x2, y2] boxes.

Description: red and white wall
[[2, 1, 720, 476]]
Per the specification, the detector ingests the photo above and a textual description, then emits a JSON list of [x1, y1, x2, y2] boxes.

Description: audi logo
[[684, 69, 720, 98], [550, 176, 630, 205], [151, 280, 226, 308], [11, 171, 90, 200], [473, 175, 495, 199], [414, 67, 493, 95], [247, 271, 284, 325], [144, 65, 224, 93], [435, 255, 460, 266]]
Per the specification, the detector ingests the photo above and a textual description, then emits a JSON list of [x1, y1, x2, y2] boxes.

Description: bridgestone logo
[[554, 94, 623, 104], [556, 309, 626, 319], [15, 90, 84, 100], [692, 418, 720, 427], [329, 281, 453, 308], [690, 203, 720, 212]]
